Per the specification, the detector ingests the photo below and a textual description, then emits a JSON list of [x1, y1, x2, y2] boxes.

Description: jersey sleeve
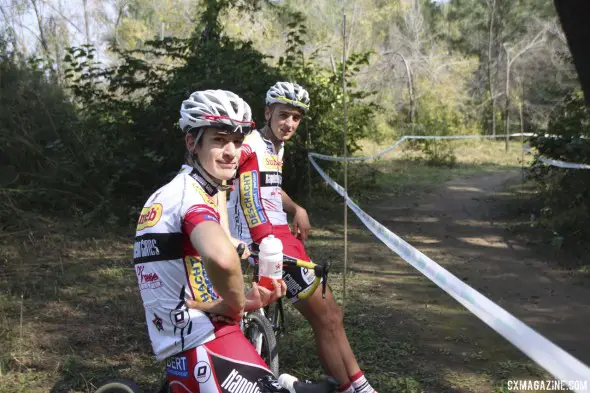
[[236, 149, 274, 244], [239, 142, 254, 167], [180, 177, 220, 235]]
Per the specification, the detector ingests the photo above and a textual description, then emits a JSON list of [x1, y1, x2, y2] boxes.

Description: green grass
[[332, 138, 531, 204]]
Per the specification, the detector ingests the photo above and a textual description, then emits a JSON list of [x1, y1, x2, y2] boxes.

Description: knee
[[311, 300, 344, 333]]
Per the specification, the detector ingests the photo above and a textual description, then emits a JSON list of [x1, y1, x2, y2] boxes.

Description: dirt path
[[327, 169, 590, 392]]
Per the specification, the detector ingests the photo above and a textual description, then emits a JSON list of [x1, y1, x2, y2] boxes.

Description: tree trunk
[[397, 52, 416, 124], [82, 0, 91, 46], [487, 0, 497, 136], [504, 49, 510, 151], [30, 0, 51, 60]]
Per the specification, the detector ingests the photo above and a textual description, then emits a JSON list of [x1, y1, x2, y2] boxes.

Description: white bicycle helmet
[[265, 82, 310, 112], [179, 89, 255, 135]]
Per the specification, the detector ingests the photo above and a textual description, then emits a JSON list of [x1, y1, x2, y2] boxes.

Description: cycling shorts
[[252, 225, 319, 304], [166, 324, 276, 393]]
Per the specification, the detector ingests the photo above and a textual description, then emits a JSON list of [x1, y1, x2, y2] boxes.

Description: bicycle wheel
[[94, 379, 143, 393], [243, 311, 279, 376]]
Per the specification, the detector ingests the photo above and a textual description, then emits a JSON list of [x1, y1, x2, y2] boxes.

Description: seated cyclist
[[227, 82, 377, 393], [133, 89, 295, 392]]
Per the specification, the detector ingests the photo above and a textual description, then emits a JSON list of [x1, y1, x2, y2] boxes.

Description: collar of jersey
[[179, 164, 219, 196], [258, 129, 284, 153]]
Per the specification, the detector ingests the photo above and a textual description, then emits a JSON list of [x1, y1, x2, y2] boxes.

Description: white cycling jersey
[[228, 129, 288, 245], [133, 164, 226, 361]]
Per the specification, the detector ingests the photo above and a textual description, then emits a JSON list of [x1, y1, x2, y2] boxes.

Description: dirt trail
[[342, 169, 590, 391]]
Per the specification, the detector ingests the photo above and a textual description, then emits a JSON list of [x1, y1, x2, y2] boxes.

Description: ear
[[185, 133, 194, 151], [185, 132, 200, 154], [264, 106, 271, 122]]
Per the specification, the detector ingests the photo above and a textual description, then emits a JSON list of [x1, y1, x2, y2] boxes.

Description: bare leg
[[293, 285, 361, 386]]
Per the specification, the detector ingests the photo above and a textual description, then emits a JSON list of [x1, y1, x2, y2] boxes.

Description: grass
[[330, 138, 532, 204], [0, 137, 573, 393]]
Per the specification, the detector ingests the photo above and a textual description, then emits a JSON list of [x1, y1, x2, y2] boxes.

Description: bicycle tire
[[243, 311, 279, 376], [94, 379, 144, 393]]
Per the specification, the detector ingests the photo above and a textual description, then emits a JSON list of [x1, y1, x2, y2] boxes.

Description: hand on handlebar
[[236, 241, 251, 260]]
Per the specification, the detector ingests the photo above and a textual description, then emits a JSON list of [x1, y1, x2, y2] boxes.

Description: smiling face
[[265, 103, 303, 142], [186, 127, 244, 181]]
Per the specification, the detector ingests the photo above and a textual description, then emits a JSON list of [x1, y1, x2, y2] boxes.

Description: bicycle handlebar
[[246, 249, 330, 300]]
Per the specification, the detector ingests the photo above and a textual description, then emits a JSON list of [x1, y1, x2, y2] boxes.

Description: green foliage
[[0, 37, 85, 229], [528, 90, 590, 251], [1, 2, 380, 226], [260, 10, 380, 199], [59, 7, 283, 222]]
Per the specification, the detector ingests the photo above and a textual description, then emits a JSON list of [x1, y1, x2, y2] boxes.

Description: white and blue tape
[[312, 133, 590, 170], [308, 133, 590, 391]]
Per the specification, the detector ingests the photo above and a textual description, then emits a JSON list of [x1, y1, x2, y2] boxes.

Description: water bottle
[[258, 235, 284, 291]]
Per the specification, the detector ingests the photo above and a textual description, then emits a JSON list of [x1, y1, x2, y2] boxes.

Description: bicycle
[[239, 244, 331, 377], [93, 374, 338, 393]]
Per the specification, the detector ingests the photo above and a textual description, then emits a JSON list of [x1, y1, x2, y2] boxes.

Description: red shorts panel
[[166, 329, 272, 393], [272, 225, 311, 262]]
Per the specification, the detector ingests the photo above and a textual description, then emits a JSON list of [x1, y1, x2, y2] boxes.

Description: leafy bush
[[0, 38, 84, 229], [1, 2, 380, 227], [528, 90, 590, 251]]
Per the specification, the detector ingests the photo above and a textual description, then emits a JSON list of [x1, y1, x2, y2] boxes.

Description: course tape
[[312, 133, 590, 169], [308, 146, 590, 390], [310, 133, 534, 162], [523, 143, 590, 169]]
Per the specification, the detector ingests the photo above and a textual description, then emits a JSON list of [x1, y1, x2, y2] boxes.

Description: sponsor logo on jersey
[[137, 203, 163, 231], [169, 308, 191, 329], [194, 361, 211, 383], [239, 171, 267, 228], [135, 265, 163, 291], [133, 233, 183, 264], [166, 355, 188, 378], [260, 172, 282, 187], [152, 313, 164, 332], [284, 273, 303, 296], [133, 238, 161, 260], [220, 369, 261, 393], [263, 156, 282, 170], [301, 267, 316, 286], [184, 256, 217, 303]]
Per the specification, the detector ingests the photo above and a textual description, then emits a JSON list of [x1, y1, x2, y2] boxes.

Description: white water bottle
[[258, 235, 284, 291], [278, 374, 298, 393]]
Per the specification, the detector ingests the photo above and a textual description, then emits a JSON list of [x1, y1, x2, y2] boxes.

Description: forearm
[[190, 223, 245, 313], [281, 189, 301, 215], [203, 253, 244, 311]]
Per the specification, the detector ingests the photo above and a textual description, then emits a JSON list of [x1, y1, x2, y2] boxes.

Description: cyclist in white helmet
[[227, 82, 378, 393], [133, 89, 298, 392]]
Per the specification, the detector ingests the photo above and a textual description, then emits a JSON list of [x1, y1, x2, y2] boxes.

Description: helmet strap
[[187, 135, 233, 192]]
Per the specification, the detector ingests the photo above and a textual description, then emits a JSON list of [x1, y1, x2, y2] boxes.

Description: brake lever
[[321, 262, 330, 299], [236, 243, 246, 259]]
